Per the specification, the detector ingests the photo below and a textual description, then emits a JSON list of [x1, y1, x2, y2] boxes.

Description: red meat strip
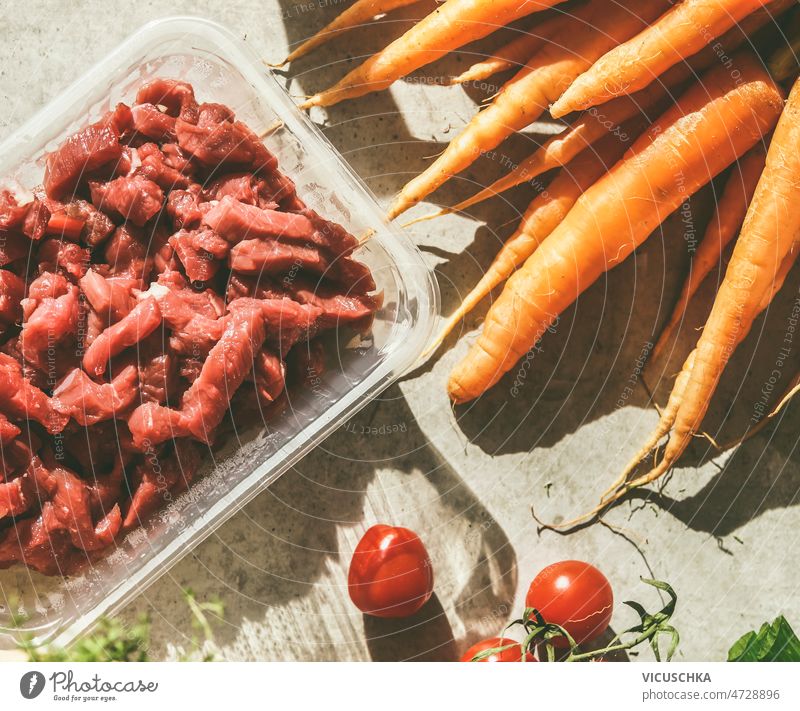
[[0, 270, 25, 326], [0, 353, 68, 433], [128, 298, 267, 447], [52, 365, 139, 426], [0, 191, 50, 242], [161, 143, 196, 176], [155, 270, 225, 320], [229, 239, 329, 276], [89, 174, 164, 227], [123, 439, 201, 531], [143, 274, 226, 357], [166, 185, 203, 229], [103, 224, 153, 280], [37, 239, 90, 280], [0, 412, 20, 444], [260, 298, 322, 355], [136, 142, 192, 190], [0, 506, 83, 576], [0, 470, 33, 520], [136, 336, 177, 404], [203, 196, 316, 243], [300, 207, 359, 257], [252, 348, 285, 403], [44, 107, 129, 199], [175, 117, 277, 172], [131, 103, 177, 141], [30, 454, 122, 551], [135, 79, 199, 123], [0, 230, 31, 267], [203, 173, 259, 205], [62, 199, 116, 246], [230, 273, 378, 330], [333, 257, 377, 295], [61, 420, 135, 482], [0, 190, 28, 229], [82, 296, 162, 376], [79, 269, 135, 324], [289, 338, 326, 387], [170, 229, 228, 283], [20, 272, 80, 372], [225, 273, 284, 302], [286, 278, 380, 330]]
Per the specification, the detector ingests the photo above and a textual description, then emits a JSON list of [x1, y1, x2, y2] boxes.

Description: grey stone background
[[1, 0, 798, 661]]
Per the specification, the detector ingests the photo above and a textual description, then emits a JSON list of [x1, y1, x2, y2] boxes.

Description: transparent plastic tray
[[0, 16, 438, 650]]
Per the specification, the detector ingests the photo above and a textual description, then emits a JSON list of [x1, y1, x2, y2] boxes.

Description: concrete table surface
[[1, 0, 799, 661]]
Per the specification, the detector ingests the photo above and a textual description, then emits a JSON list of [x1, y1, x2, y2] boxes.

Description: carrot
[[430, 2, 788, 222], [423, 130, 636, 357], [446, 53, 784, 404], [598, 72, 800, 515], [448, 11, 566, 85], [550, 0, 772, 118], [434, 91, 671, 220], [386, 0, 671, 220], [280, 0, 423, 65], [299, 0, 567, 109], [651, 145, 767, 363]]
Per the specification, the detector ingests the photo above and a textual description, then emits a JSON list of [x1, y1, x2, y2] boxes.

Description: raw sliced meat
[[79, 269, 135, 323], [0, 353, 68, 433], [131, 103, 177, 141], [170, 229, 228, 283], [37, 239, 90, 280], [123, 439, 201, 531], [136, 142, 192, 190], [0, 230, 31, 267], [166, 185, 203, 229], [0, 270, 25, 325], [82, 296, 162, 376], [90, 174, 164, 226], [52, 365, 139, 426], [229, 238, 329, 276], [135, 79, 198, 123], [175, 118, 277, 172], [20, 272, 80, 373], [128, 298, 267, 447], [44, 110, 126, 198], [203, 195, 317, 243]]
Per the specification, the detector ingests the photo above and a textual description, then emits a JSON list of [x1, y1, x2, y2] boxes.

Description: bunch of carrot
[[280, 0, 800, 519]]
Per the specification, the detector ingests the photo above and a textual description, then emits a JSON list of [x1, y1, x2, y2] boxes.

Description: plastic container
[[0, 16, 438, 650]]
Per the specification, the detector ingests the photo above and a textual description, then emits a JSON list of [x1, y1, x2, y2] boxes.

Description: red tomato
[[460, 637, 535, 662], [348, 525, 433, 618], [525, 560, 613, 647]]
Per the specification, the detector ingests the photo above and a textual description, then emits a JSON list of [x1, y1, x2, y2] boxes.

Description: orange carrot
[[550, 0, 772, 118], [280, 0, 423, 64], [424, 130, 635, 357], [449, 11, 566, 85], [651, 145, 767, 363], [432, 1, 789, 222], [446, 53, 784, 404], [436, 93, 671, 219], [600, 72, 800, 512], [299, 0, 566, 109], [386, 0, 671, 219]]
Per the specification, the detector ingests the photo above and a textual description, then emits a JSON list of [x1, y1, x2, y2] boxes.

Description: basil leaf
[[728, 616, 800, 662]]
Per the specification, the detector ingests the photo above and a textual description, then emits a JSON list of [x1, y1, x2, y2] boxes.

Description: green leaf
[[728, 616, 800, 662]]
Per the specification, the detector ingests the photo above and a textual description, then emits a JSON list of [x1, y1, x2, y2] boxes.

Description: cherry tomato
[[460, 637, 535, 662], [525, 560, 613, 647], [348, 524, 433, 618]]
